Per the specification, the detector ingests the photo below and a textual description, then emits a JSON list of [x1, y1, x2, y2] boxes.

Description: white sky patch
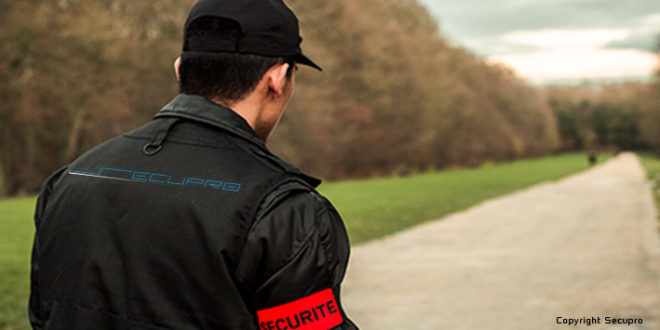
[[643, 13, 660, 26], [489, 48, 657, 84], [487, 28, 658, 83], [416, 0, 660, 83], [634, 13, 660, 38], [501, 29, 630, 49]]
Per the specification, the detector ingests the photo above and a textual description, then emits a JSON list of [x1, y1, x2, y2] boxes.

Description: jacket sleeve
[[236, 184, 358, 330], [29, 167, 67, 329]]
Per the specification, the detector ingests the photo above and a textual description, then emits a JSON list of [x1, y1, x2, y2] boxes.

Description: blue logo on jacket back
[[69, 167, 241, 193]]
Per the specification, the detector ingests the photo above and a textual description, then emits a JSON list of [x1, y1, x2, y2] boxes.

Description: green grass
[[320, 153, 603, 244], [0, 152, 603, 328], [0, 197, 36, 330], [637, 152, 660, 220]]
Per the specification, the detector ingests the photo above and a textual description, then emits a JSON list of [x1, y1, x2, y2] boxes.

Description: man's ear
[[174, 56, 181, 81], [267, 63, 290, 98]]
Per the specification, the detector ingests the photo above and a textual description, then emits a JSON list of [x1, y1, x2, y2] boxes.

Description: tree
[[0, 0, 563, 196]]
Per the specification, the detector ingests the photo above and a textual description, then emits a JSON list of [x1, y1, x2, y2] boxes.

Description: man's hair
[[179, 17, 294, 103]]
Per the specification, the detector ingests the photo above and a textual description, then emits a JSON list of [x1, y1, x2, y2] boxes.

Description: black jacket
[[29, 94, 357, 329]]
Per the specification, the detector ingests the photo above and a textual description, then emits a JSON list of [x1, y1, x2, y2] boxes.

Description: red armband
[[257, 288, 343, 330]]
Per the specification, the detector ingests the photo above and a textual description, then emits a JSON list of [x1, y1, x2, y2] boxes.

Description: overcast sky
[[416, 0, 660, 84]]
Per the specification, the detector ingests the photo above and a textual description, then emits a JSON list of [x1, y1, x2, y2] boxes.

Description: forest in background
[[545, 82, 651, 152], [0, 0, 658, 197]]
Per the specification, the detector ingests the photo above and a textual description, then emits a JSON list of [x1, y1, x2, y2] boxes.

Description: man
[[29, 0, 357, 329]]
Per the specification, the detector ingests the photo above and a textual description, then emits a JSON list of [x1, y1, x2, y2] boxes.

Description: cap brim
[[294, 53, 322, 71]]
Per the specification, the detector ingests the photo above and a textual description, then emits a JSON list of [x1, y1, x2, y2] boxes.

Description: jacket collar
[[156, 93, 261, 145], [155, 94, 321, 187]]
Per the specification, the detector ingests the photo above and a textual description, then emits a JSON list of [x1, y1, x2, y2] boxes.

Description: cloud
[[605, 14, 660, 51], [487, 27, 658, 83], [417, 0, 660, 82], [501, 29, 629, 49], [423, 0, 660, 40], [488, 48, 657, 83], [605, 32, 656, 51]]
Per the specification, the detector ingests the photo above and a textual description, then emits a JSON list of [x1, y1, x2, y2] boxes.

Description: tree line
[[0, 0, 657, 197], [543, 74, 660, 155]]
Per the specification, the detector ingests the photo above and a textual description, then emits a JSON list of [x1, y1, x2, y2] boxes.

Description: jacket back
[[30, 95, 353, 329]]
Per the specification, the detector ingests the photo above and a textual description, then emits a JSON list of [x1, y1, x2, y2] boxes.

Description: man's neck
[[211, 93, 269, 142]]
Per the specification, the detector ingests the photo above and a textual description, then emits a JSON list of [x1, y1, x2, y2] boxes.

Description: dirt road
[[342, 153, 660, 329]]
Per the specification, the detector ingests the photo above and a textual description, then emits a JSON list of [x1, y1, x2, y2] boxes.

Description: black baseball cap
[[183, 0, 321, 71]]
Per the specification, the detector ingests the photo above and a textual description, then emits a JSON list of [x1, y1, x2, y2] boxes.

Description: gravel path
[[342, 153, 660, 329]]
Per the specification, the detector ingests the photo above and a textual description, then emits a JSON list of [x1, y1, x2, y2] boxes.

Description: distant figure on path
[[588, 149, 598, 166]]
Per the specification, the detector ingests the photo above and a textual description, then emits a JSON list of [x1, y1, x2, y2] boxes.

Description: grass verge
[[636, 152, 660, 220], [320, 153, 603, 244], [0, 197, 37, 330]]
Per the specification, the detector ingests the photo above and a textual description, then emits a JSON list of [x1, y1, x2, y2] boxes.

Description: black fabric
[[29, 94, 356, 329], [182, 0, 322, 71], [142, 117, 180, 156]]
